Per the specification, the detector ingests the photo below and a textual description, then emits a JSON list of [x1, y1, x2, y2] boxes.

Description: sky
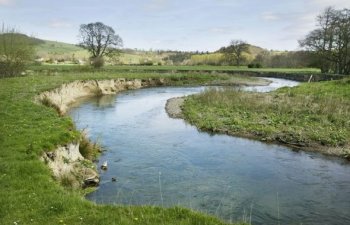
[[1, 0, 350, 51]]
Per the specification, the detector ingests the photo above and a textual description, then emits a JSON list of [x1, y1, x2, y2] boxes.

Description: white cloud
[[0, 0, 14, 6], [309, 0, 350, 9], [206, 26, 243, 35], [144, 0, 169, 11], [49, 20, 73, 29], [261, 12, 280, 21]]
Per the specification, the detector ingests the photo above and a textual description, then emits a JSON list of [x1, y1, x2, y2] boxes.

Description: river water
[[69, 78, 350, 225]]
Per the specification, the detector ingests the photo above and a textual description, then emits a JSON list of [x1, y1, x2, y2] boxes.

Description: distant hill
[[35, 40, 89, 61], [0, 33, 45, 45], [1, 34, 279, 65], [32, 38, 171, 64]]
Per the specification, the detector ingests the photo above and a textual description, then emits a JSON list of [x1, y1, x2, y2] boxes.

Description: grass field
[[182, 78, 350, 157], [0, 70, 254, 225], [29, 64, 321, 74], [34, 39, 170, 64]]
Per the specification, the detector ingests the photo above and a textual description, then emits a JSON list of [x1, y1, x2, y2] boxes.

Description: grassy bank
[[182, 78, 350, 158], [0, 70, 258, 225]]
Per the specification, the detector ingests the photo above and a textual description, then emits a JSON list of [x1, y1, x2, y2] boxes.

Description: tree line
[[300, 7, 350, 74]]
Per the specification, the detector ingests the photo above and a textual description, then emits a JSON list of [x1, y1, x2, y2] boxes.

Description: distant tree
[[79, 22, 123, 68], [0, 26, 35, 78], [300, 7, 350, 74], [222, 40, 250, 66]]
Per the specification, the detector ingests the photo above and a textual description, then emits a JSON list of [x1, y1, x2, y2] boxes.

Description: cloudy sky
[[1, 0, 350, 51]]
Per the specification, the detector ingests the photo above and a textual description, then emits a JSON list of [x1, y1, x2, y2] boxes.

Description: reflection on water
[[69, 79, 350, 225]]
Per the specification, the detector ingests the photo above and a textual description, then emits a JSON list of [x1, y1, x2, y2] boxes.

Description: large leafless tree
[[300, 7, 350, 74], [79, 22, 123, 67]]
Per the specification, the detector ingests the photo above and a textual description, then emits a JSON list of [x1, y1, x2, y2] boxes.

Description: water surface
[[69, 78, 350, 225]]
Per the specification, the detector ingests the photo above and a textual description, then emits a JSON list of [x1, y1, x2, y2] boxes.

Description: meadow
[[29, 64, 321, 74]]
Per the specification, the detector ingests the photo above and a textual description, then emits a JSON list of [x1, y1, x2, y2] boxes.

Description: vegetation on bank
[[28, 64, 321, 74], [182, 78, 350, 158], [0, 70, 257, 225]]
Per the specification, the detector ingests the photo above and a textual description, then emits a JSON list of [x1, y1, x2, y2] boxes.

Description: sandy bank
[[36, 78, 166, 115]]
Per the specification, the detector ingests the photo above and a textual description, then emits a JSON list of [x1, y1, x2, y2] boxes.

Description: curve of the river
[[69, 78, 350, 225]]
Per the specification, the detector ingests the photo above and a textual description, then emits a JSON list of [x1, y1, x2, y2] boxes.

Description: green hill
[[3, 34, 275, 66]]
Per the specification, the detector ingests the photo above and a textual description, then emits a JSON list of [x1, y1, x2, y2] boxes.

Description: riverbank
[[174, 78, 350, 158], [37, 75, 268, 191], [0, 70, 261, 225]]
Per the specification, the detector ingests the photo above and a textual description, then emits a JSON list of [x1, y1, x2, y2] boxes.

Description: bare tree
[[222, 40, 250, 66], [79, 22, 123, 68], [300, 7, 350, 74], [0, 25, 35, 78]]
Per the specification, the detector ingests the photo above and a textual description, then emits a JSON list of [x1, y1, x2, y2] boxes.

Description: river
[[68, 78, 350, 225]]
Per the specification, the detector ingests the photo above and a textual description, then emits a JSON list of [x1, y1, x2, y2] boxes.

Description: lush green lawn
[[29, 64, 321, 74], [182, 78, 350, 157], [0, 71, 251, 225]]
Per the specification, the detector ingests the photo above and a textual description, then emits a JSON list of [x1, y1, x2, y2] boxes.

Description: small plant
[[90, 56, 105, 68], [79, 132, 102, 160]]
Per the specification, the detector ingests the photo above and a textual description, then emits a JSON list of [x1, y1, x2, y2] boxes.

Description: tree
[[0, 26, 35, 78], [79, 22, 123, 68], [222, 40, 250, 66], [300, 7, 350, 74]]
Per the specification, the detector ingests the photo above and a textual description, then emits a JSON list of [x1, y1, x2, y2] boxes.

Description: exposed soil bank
[[36, 78, 167, 115]]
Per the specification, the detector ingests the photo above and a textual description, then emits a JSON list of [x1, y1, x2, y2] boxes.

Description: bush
[[90, 56, 105, 68], [248, 63, 263, 68], [0, 29, 35, 78], [139, 58, 154, 66]]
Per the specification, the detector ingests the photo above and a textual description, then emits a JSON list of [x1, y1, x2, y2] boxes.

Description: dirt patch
[[166, 97, 185, 119]]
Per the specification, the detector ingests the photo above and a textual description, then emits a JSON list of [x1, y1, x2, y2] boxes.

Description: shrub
[[0, 28, 35, 78], [248, 63, 263, 68], [90, 56, 105, 68]]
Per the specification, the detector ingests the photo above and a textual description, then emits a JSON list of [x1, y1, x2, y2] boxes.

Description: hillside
[[2, 34, 281, 66], [34, 39, 172, 64]]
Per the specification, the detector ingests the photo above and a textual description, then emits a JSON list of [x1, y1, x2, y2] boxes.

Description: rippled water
[[69, 78, 350, 225]]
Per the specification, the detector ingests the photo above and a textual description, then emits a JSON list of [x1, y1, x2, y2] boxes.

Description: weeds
[[79, 131, 102, 161], [183, 79, 350, 156]]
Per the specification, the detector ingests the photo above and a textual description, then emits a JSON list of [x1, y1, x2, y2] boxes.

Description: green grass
[[0, 70, 254, 225], [182, 78, 350, 157], [29, 64, 321, 74], [34, 39, 170, 64], [35, 40, 89, 60]]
